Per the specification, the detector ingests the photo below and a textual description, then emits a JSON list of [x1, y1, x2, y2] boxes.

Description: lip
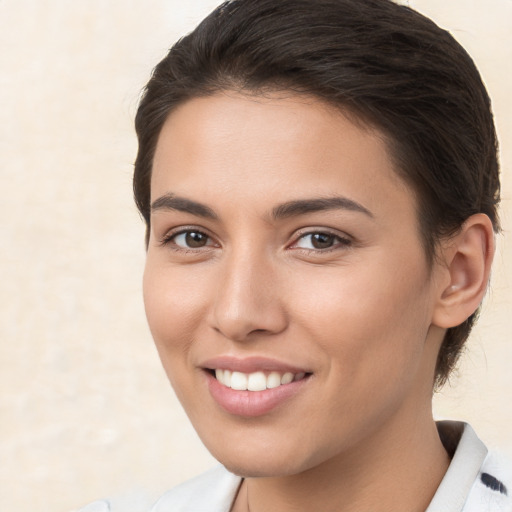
[[201, 356, 312, 417], [200, 355, 309, 374]]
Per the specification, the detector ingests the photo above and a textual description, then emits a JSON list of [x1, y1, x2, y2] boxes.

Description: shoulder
[[464, 449, 512, 512], [150, 465, 242, 512], [76, 466, 242, 512], [76, 501, 111, 512], [430, 421, 512, 512]]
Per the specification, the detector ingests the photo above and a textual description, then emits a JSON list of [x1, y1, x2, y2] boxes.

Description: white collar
[[426, 421, 488, 512]]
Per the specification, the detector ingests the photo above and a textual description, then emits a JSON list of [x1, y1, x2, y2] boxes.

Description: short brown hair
[[134, 0, 500, 387]]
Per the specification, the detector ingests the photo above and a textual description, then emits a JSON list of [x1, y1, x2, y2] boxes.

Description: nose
[[208, 250, 288, 342]]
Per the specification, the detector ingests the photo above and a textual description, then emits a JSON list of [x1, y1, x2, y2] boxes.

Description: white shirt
[[79, 422, 512, 512]]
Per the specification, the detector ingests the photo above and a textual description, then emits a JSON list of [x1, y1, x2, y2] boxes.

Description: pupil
[[185, 232, 207, 248], [312, 233, 334, 249]]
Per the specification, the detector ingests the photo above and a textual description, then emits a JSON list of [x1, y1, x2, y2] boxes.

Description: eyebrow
[[151, 193, 218, 219], [271, 197, 373, 220], [150, 193, 373, 221]]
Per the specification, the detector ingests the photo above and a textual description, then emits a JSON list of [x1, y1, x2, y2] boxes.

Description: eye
[[292, 231, 351, 251], [163, 229, 215, 249]]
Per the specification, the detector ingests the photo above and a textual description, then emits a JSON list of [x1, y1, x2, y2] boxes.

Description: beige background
[[0, 1, 510, 511]]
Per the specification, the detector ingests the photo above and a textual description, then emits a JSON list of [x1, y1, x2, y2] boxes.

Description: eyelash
[[289, 230, 352, 253], [159, 228, 352, 253], [159, 227, 217, 252]]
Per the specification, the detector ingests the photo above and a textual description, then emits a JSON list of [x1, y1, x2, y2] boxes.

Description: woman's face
[[144, 93, 445, 477]]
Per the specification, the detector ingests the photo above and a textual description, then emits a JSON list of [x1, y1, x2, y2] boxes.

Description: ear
[[432, 214, 495, 329]]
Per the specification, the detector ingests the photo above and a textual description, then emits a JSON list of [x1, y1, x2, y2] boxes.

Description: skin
[[143, 92, 493, 512]]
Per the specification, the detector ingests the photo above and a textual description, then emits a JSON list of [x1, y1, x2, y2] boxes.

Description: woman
[[82, 0, 510, 510]]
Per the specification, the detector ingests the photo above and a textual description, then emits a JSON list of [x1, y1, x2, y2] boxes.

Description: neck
[[234, 409, 450, 512]]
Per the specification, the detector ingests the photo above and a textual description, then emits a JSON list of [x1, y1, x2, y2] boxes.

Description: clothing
[[79, 422, 512, 512]]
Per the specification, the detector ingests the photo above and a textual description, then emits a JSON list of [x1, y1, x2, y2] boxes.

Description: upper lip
[[200, 355, 310, 374]]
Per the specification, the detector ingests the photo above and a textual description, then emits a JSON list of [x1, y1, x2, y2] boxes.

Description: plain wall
[[0, 1, 510, 511]]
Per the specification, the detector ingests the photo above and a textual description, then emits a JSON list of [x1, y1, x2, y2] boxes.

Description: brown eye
[[310, 233, 335, 249], [170, 230, 212, 249], [185, 231, 208, 248], [293, 231, 351, 251]]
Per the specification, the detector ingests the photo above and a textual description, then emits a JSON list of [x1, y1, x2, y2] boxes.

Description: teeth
[[214, 369, 307, 391], [281, 372, 294, 385], [247, 371, 267, 391], [267, 372, 282, 389], [230, 371, 248, 390]]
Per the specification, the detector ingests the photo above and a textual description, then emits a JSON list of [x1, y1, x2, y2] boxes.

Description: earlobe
[[432, 214, 495, 329]]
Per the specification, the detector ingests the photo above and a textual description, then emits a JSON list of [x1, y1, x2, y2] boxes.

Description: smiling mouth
[[210, 369, 309, 391]]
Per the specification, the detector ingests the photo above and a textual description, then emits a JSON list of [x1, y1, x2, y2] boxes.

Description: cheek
[[284, 264, 434, 452], [289, 256, 433, 380], [142, 261, 208, 367]]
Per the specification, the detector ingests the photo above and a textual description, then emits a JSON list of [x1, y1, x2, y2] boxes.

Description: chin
[[219, 456, 306, 479], [201, 432, 326, 479]]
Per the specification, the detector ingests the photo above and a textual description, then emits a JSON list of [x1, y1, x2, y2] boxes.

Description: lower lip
[[206, 372, 310, 417]]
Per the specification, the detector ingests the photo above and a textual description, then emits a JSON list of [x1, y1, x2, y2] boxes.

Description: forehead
[[151, 92, 415, 222]]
